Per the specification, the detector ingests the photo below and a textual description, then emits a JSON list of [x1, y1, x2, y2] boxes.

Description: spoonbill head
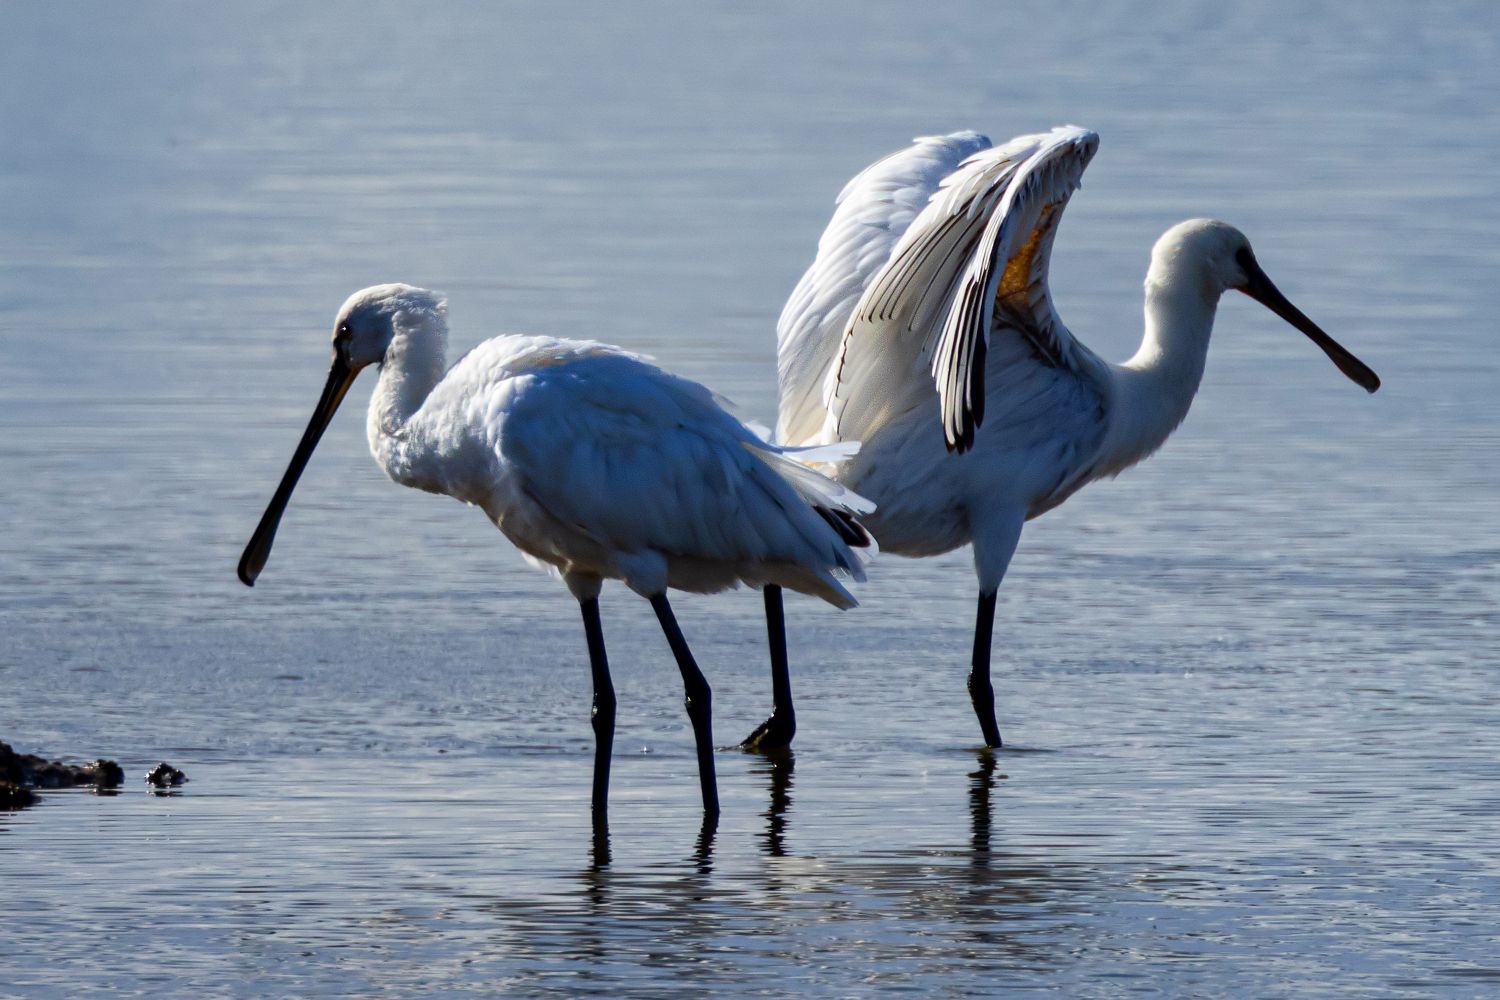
[[238, 283, 438, 587], [1148, 219, 1379, 393], [333, 282, 444, 367], [237, 285, 875, 823]]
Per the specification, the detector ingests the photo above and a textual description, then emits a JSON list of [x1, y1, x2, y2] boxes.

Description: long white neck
[[367, 310, 449, 487], [1096, 256, 1220, 478]]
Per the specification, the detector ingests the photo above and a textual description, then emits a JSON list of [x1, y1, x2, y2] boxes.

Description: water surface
[[3, 2, 1498, 996]]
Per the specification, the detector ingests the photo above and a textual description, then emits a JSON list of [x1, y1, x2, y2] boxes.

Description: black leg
[[967, 590, 1002, 748], [742, 584, 797, 752], [580, 596, 616, 822], [650, 593, 720, 819]]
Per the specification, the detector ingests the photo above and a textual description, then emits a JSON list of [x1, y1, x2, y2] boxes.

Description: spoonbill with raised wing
[[750, 126, 1379, 749]]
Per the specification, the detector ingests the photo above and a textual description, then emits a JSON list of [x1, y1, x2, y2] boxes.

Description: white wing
[[776, 131, 992, 446], [823, 126, 1103, 453]]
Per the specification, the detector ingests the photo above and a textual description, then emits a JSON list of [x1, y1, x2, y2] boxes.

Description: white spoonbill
[[237, 284, 873, 820], [751, 125, 1379, 749]]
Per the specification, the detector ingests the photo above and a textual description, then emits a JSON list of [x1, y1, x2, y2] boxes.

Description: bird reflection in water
[[590, 814, 611, 872], [749, 749, 795, 858], [582, 805, 716, 897], [693, 814, 718, 873], [968, 748, 1002, 860]]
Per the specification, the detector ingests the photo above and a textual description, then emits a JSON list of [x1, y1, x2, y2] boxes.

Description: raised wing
[[824, 126, 1101, 453], [776, 131, 992, 447]]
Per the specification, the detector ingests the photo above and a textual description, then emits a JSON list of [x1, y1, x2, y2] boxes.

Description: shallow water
[[3, 2, 1499, 996]]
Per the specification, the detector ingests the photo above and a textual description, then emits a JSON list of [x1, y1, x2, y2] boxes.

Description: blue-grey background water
[[2, 2, 1497, 996]]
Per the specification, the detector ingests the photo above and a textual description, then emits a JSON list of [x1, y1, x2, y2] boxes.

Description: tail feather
[[779, 439, 862, 465], [742, 439, 878, 573], [752, 443, 876, 517]]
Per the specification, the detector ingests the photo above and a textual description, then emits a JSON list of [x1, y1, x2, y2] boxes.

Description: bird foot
[[740, 712, 795, 753]]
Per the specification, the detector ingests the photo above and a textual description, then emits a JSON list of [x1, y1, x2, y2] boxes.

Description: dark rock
[[145, 762, 188, 788], [86, 759, 125, 788], [1, 781, 37, 810], [0, 740, 26, 785], [1, 740, 126, 790]]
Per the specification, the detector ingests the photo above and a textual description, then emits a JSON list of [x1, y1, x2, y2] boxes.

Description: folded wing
[[494, 346, 874, 604]]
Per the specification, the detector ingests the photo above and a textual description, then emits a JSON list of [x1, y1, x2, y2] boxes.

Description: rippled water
[[3, 2, 1498, 996]]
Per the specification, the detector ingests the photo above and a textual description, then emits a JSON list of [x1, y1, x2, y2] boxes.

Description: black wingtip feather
[[968, 327, 987, 439], [814, 506, 873, 548], [944, 331, 986, 455]]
